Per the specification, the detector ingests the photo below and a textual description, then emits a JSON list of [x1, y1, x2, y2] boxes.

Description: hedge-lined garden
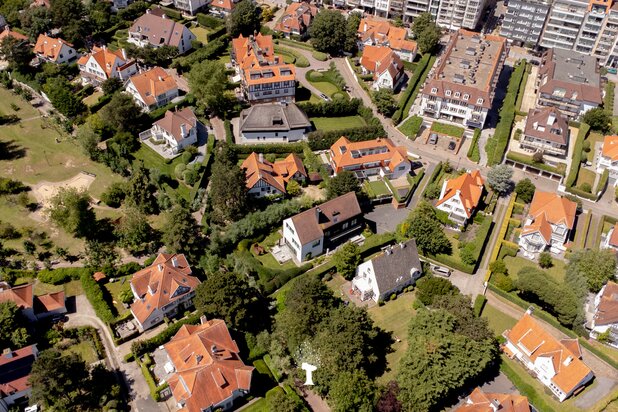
[[398, 115, 423, 139], [564, 123, 597, 200], [467, 128, 481, 163], [392, 54, 436, 124], [485, 61, 526, 165]]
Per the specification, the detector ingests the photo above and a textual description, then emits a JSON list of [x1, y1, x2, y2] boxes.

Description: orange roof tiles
[[609, 223, 618, 247], [528, 191, 577, 229], [232, 34, 279, 70], [244, 64, 295, 86], [130, 253, 200, 324], [521, 212, 552, 244], [0, 27, 28, 42], [210, 0, 234, 11], [241, 152, 307, 194], [164, 318, 253, 412], [358, 17, 408, 46], [456, 387, 531, 412], [33, 34, 73, 62], [34, 291, 65, 313], [435, 170, 485, 218], [330, 136, 408, 174], [602, 135, 618, 161], [154, 108, 198, 143], [360, 45, 403, 80], [0, 284, 33, 309], [504, 313, 592, 396], [77, 46, 134, 79], [274, 2, 318, 34], [128, 67, 178, 107], [0, 345, 37, 397], [595, 281, 618, 326], [93, 272, 107, 282]]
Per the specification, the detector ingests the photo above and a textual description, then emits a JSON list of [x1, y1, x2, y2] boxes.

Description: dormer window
[[477, 97, 484, 104], [454, 92, 460, 98], [431, 87, 437, 94], [445, 90, 452, 96], [463, 94, 469, 100]]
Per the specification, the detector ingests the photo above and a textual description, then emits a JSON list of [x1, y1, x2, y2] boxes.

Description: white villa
[[141, 108, 200, 155], [518, 191, 577, 256], [597, 135, 618, 181], [435, 170, 484, 226], [589, 281, 618, 347], [352, 239, 422, 302]]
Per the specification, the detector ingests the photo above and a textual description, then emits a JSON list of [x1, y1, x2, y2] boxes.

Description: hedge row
[[196, 13, 224, 28], [307, 125, 385, 150], [88, 93, 113, 113], [232, 142, 305, 154], [224, 119, 233, 144], [274, 46, 309, 68], [565, 123, 590, 187], [38, 267, 91, 285], [578, 338, 618, 371], [505, 152, 565, 176], [565, 185, 597, 201], [172, 37, 227, 72], [467, 128, 481, 163], [473, 295, 487, 317], [189, 136, 216, 203], [486, 195, 517, 281], [138, 358, 168, 401], [596, 169, 610, 194], [392, 53, 433, 124], [297, 98, 360, 117], [132, 313, 202, 357], [486, 61, 526, 165], [80, 272, 116, 323]]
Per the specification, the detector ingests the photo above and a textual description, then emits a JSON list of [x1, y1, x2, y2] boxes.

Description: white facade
[[436, 190, 470, 225], [247, 179, 285, 198], [130, 285, 196, 331], [597, 153, 618, 180], [241, 128, 307, 143], [352, 258, 421, 302], [174, 0, 207, 15], [78, 53, 137, 85], [282, 218, 323, 262], [372, 68, 400, 90], [151, 123, 198, 154], [518, 220, 569, 254], [435, 0, 488, 30], [421, 92, 490, 129], [590, 284, 618, 346], [125, 83, 179, 112]]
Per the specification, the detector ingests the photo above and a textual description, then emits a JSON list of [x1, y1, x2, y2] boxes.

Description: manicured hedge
[[80, 272, 116, 323], [196, 13, 224, 28], [298, 98, 360, 117], [596, 169, 610, 194], [392, 53, 434, 124], [565, 123, 590, 187], [486, 61, 526, 165], [473, 295, 487, 317], [38, 268, 91, 285], [467, 128, 481, 163], [307, 125, 385, 150], [232, 142, 305, 154], [263, 354, 282, 382], [224, 119, 233, 144], [132, 313, 202, 357], [172, 37, 227, 72], [274, 46, 309, 68], [505, 152, 565, 175]]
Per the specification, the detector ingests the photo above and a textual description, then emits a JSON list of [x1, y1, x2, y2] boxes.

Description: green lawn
[[482, 303, 517, 336], [305, 69, 344, 98], [576, 167, 596, 190], [311, 115, 365, 131], [64, 340, 99, 364], [430, 121, 465, 138], [103, 276, 132, 316], [364, 180, 391, 197], [587, 132, 605, 162], [368, 292, 416, 384], [82, 91, 103, 107], [132, 144, 190, 200], [398, 116, 423, 139], [64, 280, 83, 297], [242, 398, 269, 412], [257, 252, 297, 271], [503, 255, 566, 283], [190, 26, 211, 44]]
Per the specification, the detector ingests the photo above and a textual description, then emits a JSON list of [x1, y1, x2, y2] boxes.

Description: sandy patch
[[30, 172, 96, 209]]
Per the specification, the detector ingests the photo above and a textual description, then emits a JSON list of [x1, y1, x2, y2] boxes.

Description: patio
[[152, 346, 175, 385], [339, 280, 377, 308], [114, 319, 139, 340]]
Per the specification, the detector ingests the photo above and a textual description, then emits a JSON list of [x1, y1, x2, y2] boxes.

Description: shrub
[[493, 272, 514, 292], [132, 313, 202, 357], [80, 272, 116, 323], [390, 293, 397, 301], [307, 125, 385, 150], [38, 268, 90, 285], [392, 53, 433, 124], [489, 259, 508, 275], [467, 128, 481, 162], [538, 252, 553, 269], [580, 182, 592, 193], [297, 98, 360, 117], [565, 123, 590, 188], [100, 182, 126, 208], [473, 295, 487, 317], [378, 299, 385, 306]]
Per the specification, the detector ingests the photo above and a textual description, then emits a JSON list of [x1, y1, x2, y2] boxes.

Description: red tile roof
[[456, 387, 530, 412], [274, 2, 318, 34], [504, 313, 592, 396], [77, 46, 135, 80], [33, 34, 73, 62], [521, 212, 552, 244], [435, 170, 485, 218], [0, 27, 28, 42], [609, 223, 618, 247], [358, 17, 408, 46], [153, 108, 198, 143], [232, 34, 280, 70], [244, 64, 295, 86], [165, 319, 253, 412], [360, 45, 403, 81], [329, 136, 408, 174], [0, 345, 37, 398], [241, 152, 307, 193], [128, 67, 178, 107], [528, 191, 577, 229], [0, 284, 33, 309], [602, 135, 618, 161], [130, 253, 200, 324], [210, 0, 234, 11], [34, 291, 65, 314], [594, 281, 618, 326]]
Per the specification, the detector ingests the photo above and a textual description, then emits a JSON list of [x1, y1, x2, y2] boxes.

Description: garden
[[305, 63, 348, 100], [398, 115, 423, 140]]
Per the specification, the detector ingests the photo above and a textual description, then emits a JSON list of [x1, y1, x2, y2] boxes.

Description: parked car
[[320, 93, 331, 101], [428, 133, 438, 145], [448, 141, 456, 150], [431, 265, 452, 277]]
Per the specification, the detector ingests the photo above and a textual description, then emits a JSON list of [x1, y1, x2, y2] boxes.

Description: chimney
[[180, 124, 187, 138], [2, 348, 12, 359], [195, 354, 203, 364], [259, 153, 264, 163], [157, 264, 164, 272], [121, 48, 127, 60], [200, 315, 208, 325], [563, 356, 573, 366], [146, 8, 151, 13], [172, 256, 178, 267], [316, 207, 322, 220]]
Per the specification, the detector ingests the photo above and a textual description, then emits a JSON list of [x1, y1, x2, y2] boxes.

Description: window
[[431, 87, 438, 94], [445, 90, 452, 96], [476, 97, 484, 104], [312, 239, 321, 247], [454, 92, 460, 98]]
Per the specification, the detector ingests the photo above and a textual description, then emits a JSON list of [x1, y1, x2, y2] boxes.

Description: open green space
[[481, 303, 517, 336], [364, 180, 391, 198], [368, 292, 416, 384], [32, 279, 83, 298], [305, 69, 346, 100], [132, 144, 191, 200], [430, 122, 465, 138], [587, 132, 605, 163], [576, 168, 597, 190], [256, 252, 298, 271], [398, 116, 423, 139], [311, 115, 365, 131], [503, 255, 566, 283], [82, 91, 103, 107], [190, 26, 211, 44], [64, 340, 99, 364], [103, 276, 132, 316]]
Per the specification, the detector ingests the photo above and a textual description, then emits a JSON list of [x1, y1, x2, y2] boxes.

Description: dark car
[[448, 141, 456, 150]]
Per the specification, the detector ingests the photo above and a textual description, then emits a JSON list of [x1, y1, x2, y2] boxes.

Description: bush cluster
[[80, 272, 116, 323], [38, 268, 90, 285], [297, 98, 361, 117], [307, 125, 385, 150], [392, 53, 433, 124]]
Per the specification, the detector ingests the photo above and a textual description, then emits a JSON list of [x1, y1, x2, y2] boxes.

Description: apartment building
[[173, 0, 207, 15], [540, 0, 588, 50], [535, 48, 602, 119], [595, 5, 618, 69], [420, 30, 507, 129], [500, 0, 550, 46], [435, 0, 489, 30]]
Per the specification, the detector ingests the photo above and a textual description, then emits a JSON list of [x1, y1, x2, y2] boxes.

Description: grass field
[[132, 144, 190, 200], [365, 180, 390, 197], [103, 276, 132, 316], [503, 256, 566, 283], [398, 116, 423, 139], [311, 115, 365, 131], [190, 26, 211, 44], [576, 168, 597, 190], [482, 303, 517, 336], [64, 340, 99, 364], [369, 292, 416, 384], [587, 132, 605, 162], [306, 69, 345, 99], [82, 91, 103, 107]]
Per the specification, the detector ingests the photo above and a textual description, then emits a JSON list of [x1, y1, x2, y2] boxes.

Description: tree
[[48, 188, 96, 238], [514, 178, 536, 203], [486, 164, 513, 196], [101, 77, 123, 95], [376, 381, 402, 412], [99, 92, 146, 134], [126, 163, 158, 214], [411, 12, 441, 54], [194, 272, 268, 332], [538, 251, 553, 269], [115, 207, 154, 253], [209, 144, 249, 224], [397, 308, 496, 412], [583, 108, 612, 132], [333, 242, 361, 280], [226, 0, 261, 37], [189, 60, 231, 116], [566, 249, 617, 292], [20, 6, 52, 41], [49, 0, 86, 44], [326, 171, 360, 199], [83, 240, 119, 272], [432, 293, 494, 341], [87, 0, 113, 35], [0, 36, 34, 71], [43, 78, 86, 118], [0, 301, 30, 349], [309, 10, 347, 55], [161, 205, 203, 261], [399, 201, 451, 255], [489, 259, 508, 275], [328, 370, 375, 412], [286, 179, 301, 197], [267, 388, 304, 412], [373, 89, 398, 117], [415, 275, 458, 306], [75, 123, 101, 160], [1, 0, 29, 26], [344, 12, 362, 54], [100, 182, 126, 208]]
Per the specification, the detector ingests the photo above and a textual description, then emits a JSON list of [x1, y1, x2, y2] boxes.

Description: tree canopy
[[333, 242, 361, 280], [48, 187, 96, 238], [209, 144, 249, 224], [514, 178, 536, 203], [486, 164, 513, 196], [309, 10, 347, 54], [583, 108, 612, 132], [344, 12, 362, 54], [566, 249, 617, 292], [327, 170, 361, 199], [415, 275, 458, 306], [398, 202, 451, 256], [227, 0, 261, 37], [125, 163, 158, 215], [0, 301, 30, 349], [373, 89, 398, 117], [189, 60, 231, 116], [411, 13, 441, 54], [99, 92, 147, 135], [0, 36, 33, 71], [161, 205, 203, 261], [43, 78, 86, 118]]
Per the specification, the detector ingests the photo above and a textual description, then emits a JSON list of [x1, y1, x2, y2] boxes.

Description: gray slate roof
[[372, 239, 421, 294], [240, 102, 311, 132]]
